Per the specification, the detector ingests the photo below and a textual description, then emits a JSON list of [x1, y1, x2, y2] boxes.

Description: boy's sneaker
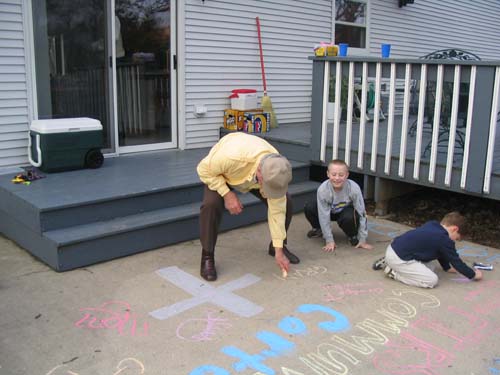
[[349, 236, 359, 246], [384, 266, 396, 279], [307, 228, 322, 238], [372, 257, 387, 270]]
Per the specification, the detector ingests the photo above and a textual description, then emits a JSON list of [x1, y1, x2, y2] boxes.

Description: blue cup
[[338, 43, 348, 57], [381, 43, 391, 58]]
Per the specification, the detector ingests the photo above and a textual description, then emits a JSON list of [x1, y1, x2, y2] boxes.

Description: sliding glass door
[[31, 0, 176, 154], [32, 0, 112, 149], [115, 0, 174, 150]]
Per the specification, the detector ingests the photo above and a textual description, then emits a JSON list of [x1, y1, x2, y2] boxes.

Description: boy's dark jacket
[[391, 221, 475, 279]]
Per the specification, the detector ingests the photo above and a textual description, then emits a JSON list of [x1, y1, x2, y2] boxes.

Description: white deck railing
[[310, 56, 500, 199]]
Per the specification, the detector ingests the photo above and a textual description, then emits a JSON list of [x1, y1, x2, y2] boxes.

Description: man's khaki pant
[[385, 245, 439, 288]]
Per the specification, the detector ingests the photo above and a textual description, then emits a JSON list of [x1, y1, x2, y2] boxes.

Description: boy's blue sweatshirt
[[392, 221, 475, 279]]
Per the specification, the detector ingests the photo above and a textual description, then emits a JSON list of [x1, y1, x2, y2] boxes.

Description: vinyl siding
[[369, 0, 500, 60], [183, 0, 332, 147], [0, 0, 29, 168], [183, 0, 500, 148], [1, 0, 500, 164], [369, 0, 500, 115]]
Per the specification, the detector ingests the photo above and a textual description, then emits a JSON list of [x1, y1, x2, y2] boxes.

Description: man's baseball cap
[[261, 155, 292, 198]]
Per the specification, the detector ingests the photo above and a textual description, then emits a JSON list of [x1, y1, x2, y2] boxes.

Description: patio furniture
[[408, 48, 481, 156], [353, 82, 386, 121]]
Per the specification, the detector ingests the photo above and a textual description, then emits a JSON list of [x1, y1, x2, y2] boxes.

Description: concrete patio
[[1, 214, 499, 375]]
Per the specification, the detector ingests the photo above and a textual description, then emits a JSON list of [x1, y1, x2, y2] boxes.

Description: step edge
[[39, 162, 311, 213], [45, 181, 320, 246]]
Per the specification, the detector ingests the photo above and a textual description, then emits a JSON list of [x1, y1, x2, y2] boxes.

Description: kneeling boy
[[380, 212, 482, 288], [304, 159, 373, 252]]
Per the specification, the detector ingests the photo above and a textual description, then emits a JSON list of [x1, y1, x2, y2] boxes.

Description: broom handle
[[256, 17, 268, 94]]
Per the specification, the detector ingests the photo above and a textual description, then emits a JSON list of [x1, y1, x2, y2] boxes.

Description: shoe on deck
[[307, 228, 322, 238], [384, 265, 396, 279], [268, 245, 300, 264], [372, 257, 387, 270]]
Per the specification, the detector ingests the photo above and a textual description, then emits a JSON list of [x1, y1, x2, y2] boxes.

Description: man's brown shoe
[[200, 250, 217, 281], [268, 244, 300, 264]]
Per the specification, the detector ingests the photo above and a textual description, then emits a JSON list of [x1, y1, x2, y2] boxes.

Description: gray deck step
[[46, 180, 319, 246], [6, 160, 310, 233], [40, 160, 311, 232], [43, 180, 320, 271]]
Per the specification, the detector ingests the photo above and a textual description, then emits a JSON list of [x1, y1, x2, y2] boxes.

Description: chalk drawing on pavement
[[457, 245, 500, 263], [489, 358, 500, 374], [272, 265, 327, 281], [45, 358, 144, 375], [149, 266, 263, 320], [176, 309, 232, 342], [367, 222, 405, 239], [74, 300, 149, 336], [322, 282, 384, 302]]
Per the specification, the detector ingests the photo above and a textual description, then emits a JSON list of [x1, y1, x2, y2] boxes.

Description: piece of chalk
[[282, 269, 288, 278], [473, 262, 493, 270]]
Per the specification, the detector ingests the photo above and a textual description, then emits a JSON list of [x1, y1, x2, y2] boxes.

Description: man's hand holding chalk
[[274, 247, 290, 278]]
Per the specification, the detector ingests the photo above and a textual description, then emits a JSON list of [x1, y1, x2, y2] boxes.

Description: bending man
[[197, 133, 299, 281]]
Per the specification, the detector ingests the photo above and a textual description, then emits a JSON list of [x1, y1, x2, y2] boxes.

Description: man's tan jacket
[[197, 133, 288, 248]]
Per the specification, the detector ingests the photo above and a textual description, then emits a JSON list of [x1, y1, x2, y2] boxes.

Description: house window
[[334, 0, 367, 48]]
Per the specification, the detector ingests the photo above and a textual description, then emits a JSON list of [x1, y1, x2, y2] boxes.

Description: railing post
[[310, 59, 326, 162], [463, 65, 497, 194]]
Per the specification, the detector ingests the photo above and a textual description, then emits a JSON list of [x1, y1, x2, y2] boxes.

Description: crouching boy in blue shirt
[[377, 212, 482, 288]]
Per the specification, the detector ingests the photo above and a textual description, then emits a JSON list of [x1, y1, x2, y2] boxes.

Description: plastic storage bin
[[29, 117, 104, 172], [229, 89, 258, 110]]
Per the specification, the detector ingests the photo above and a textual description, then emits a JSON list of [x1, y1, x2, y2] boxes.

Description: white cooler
[[29, 117, 104, 172]]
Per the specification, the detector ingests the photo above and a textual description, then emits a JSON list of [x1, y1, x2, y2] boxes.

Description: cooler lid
[[30, 117, 102, 134]]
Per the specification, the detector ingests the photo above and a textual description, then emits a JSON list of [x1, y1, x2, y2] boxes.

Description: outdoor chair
[[353, 82, 386, 121], [408, 48, 481, 157]]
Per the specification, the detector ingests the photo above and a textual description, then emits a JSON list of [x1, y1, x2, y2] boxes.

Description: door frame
[[113, 0, 178, 155], [26, 0, 179, 156]]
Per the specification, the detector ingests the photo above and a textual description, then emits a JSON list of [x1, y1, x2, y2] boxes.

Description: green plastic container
[[29, 118, 104, 173]]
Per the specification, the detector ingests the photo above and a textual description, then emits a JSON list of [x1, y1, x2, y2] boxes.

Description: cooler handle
[[28, 133, 42, 167]]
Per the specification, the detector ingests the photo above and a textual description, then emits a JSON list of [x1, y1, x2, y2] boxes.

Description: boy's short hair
[[441, 211, 467, 236], [328, 159, 349, 170]]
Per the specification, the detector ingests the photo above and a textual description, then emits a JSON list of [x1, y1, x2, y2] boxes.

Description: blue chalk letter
[[297, 304, 350, 332], [278, 316, 307, 335], [222, 346, 274, 374], [189, 365, 230, 375], [256, 330, 295, 357]]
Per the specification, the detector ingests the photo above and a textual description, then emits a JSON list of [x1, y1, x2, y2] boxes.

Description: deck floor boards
[[0, 148, 209, 210], [0, 148, 312, 211], [0, 118, 498, 212]]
